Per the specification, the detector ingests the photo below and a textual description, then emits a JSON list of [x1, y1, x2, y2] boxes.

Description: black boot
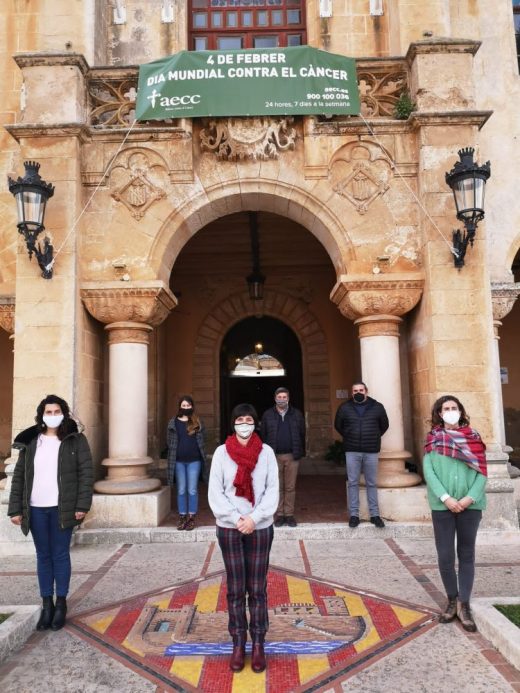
[[51, 596, 67, 631], [36, 596, 54, 631]]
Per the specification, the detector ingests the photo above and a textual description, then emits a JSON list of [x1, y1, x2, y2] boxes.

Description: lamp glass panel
[[22, 190, 45, 225], [473, 177, 485, 211], [453, 178, 474, 218], [15, 193, 25, 225]]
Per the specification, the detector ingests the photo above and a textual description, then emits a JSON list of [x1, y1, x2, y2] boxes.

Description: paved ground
[[1, 527, 519, 692]]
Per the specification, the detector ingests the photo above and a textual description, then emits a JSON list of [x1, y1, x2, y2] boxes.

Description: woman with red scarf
[[423, 395, 487, 632], [208, 403, 279, 674]]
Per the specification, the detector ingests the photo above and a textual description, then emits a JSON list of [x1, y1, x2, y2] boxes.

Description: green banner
[[136, 46, 360, 120]]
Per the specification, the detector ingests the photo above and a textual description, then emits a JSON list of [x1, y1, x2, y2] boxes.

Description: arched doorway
[[499, 247, 520, 468], [220, 316, 304, 439]]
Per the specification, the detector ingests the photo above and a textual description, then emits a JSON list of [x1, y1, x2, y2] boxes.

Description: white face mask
[[442, 410, 460, 426], [43, 414, 64, 429], [234, 423, 255, 439]]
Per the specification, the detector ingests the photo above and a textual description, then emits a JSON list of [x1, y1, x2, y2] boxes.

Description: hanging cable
[[358, 112, 458, 260], [44, 118, 138, 274]]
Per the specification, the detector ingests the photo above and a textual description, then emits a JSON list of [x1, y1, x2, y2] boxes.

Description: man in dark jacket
[[334, 381, 389, 528], [260, 387, 305, 527]]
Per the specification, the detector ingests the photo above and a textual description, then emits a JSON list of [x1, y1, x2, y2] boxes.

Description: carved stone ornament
[[110, 149, 168, 220], [491, 282, 520, 321], [330, 276, 424, 321], [330, 142, 393, 214], [200, 117, 296, 161], [81, 282, 177, 328], [0, 298, 15, 334]]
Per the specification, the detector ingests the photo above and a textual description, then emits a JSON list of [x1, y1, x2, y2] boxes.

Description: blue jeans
[[29, 506, 74, 598], [175, 460, 201, 514], [345, 452, 380, 517]]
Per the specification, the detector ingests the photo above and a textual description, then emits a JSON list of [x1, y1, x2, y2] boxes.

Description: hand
[[237, 516, 255, 534], [444, 497, 464, 513], [458, 496, 474, 510], [75, 511, 87, 520], [10, 515, 22, 525]]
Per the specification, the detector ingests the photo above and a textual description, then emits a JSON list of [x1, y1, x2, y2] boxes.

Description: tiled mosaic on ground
[[69, 566, 436, 692]]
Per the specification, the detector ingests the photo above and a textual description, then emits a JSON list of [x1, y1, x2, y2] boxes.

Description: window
[[189, 1, 307, 50], [515, 1, 520, 71]]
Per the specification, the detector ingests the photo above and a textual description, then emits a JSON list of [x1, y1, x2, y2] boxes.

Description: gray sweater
[[208, 442, 279, 529]]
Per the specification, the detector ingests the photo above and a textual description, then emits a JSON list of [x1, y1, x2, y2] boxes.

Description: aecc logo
[[146, 89, 201, 108]]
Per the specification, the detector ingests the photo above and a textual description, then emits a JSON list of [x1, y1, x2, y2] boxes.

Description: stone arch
[[505, 230, 520, 272], [150, 180, 356, 282], [192, 288, 331, 456]]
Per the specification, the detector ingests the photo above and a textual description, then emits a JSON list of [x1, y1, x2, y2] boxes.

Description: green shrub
[[325, 440, 345, 465]]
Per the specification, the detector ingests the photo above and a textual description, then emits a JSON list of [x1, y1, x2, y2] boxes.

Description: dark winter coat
[[166, 418, 208, 486], [7, 422, 94, 536], [260, 406, 306, 460], [334, 397, 389, 453]]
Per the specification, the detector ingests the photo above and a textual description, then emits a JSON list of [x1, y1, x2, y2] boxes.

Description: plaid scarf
[[225, 432, 263, 505], [424, 425, 487, 477]]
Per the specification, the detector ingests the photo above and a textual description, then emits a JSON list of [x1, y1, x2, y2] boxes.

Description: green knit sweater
[[423, 450, 487, 511]]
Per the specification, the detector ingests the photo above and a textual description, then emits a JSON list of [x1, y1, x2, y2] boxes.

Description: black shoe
[[285, 516, 297, 527], [349, 516, 360, 528], [51, 596, 67, 631], [439, 596, 458, 623], [36, 596, 54, 631], [457, 601, 477, 632], [370, 516, 385, 528], [274, 516, 286, 527]]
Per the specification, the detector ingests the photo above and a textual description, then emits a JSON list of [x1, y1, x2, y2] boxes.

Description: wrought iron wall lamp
[[445, 147, 491, 269], [8, 161, 55, 279]]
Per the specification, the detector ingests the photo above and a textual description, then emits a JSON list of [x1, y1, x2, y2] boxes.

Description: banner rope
[[358, 113, 458, 260], [44, 118, 138, 273]]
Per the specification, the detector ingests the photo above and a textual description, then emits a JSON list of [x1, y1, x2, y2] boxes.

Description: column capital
[[355, 314, 402, 338], [0, 295, 15, 335], [330, 274, 424, 321], [105, 321, 153, 345], [491, 282, 520, 322], [81, 281, 177, 327]]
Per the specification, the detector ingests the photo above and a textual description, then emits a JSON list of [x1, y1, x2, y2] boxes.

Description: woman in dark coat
[[7, 394, 93, 631], [166, 395, 207, 531]]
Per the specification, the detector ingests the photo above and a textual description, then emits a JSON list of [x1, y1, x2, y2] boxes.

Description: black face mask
[[353, 393, 366, 403], [178, 407, 193, 417]]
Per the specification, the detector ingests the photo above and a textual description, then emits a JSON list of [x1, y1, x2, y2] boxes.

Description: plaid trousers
[[217, 524, 274, 643]]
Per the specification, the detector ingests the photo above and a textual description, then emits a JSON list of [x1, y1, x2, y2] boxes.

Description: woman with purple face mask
[[7, 394, 93, 632], [423, 395, 487, 633], [208, 403, 279, 674]]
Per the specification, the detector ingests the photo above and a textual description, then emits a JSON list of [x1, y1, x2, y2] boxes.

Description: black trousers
[[431, 509, 482, 603]]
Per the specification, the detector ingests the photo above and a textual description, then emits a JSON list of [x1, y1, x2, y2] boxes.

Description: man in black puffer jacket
[[334, 381, 389, 529], [260, 387, 305, 528]]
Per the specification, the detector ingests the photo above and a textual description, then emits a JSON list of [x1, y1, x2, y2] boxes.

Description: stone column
[[0, 297, 33, 553], [331, 275, 424, 489], [490, 283, 520, 449], [81, 282, 177, 497]]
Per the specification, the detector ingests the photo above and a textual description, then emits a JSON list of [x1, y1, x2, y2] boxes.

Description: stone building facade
[[0, 1, 519, 544]]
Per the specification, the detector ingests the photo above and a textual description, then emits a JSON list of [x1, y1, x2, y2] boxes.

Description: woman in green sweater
[[423, 395, 487, 632]]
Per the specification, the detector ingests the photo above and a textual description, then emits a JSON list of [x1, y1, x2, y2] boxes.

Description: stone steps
[[73, 522, 520, 545]]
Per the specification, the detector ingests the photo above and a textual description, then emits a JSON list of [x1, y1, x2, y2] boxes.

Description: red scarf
[[424, 425, 487, 477], [225, 432, 263, 505]]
